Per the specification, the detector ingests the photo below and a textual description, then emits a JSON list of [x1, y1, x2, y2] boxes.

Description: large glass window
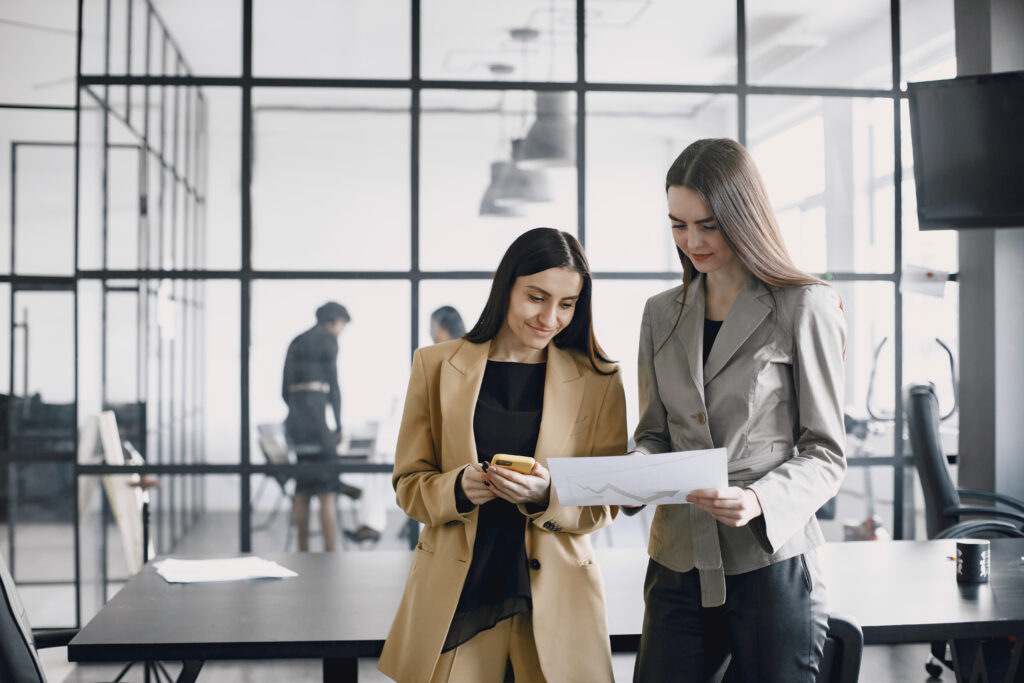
[[0, 109, 76, 276], [420, 89, 578, 270], [746, 0, 893, 89], [422, 1, 575, 82], [748, 95, 896, 274], [587, 1, 736, 85], [585, 92, 737, 272], [250, 89, 411, 271], [254, 0, 409, 79], [1, 0, 968, 634]]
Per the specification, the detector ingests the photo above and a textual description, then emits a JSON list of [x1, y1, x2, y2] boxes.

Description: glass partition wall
[[0, 0, 960, 629]]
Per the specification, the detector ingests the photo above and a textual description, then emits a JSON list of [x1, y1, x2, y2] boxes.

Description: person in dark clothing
[[283, 301, 358, 552], [429, 305, 466, 343]]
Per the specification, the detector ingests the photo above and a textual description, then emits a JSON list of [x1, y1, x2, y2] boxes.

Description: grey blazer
[[634, 273, 846, 607]]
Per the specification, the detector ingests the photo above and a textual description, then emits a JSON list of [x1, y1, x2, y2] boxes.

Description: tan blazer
[[634, 274, 846, 606], [378, 338, 627, 683]]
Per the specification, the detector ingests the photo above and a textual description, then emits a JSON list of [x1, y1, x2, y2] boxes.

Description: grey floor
[[10, 484, 942, 683]]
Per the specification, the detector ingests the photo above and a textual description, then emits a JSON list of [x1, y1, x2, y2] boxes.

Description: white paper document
[[154, 556, 298, 584], [547, 448, 728, 506]]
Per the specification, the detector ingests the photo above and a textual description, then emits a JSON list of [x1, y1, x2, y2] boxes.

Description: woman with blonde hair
[[632, 138, 846, 682], [379, 227, 627, 683]]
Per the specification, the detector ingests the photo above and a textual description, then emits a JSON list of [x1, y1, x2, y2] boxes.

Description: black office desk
[[68, 540, 1024, 682], [68, 552, 406, 682], [821, 538, 1024, 644]]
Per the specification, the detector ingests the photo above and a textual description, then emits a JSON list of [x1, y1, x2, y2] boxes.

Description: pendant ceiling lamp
[[480, 161, 527, 217], [490, 138, 554, 207], [519, 90, 575, 169]]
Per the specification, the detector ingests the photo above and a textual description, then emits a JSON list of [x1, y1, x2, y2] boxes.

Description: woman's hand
[[686, 487, 762, 527], [485, 461, 551, 506], [460, 463, 497, 506]]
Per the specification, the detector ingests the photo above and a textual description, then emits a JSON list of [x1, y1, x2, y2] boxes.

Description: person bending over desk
[[630, 139, 848, 683], [283, 301, 359, 552], [379, 228, 627, 683]]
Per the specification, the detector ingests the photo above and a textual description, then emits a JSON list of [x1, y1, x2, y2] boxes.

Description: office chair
[[0, 552, 129, 683], [253, 422, 296, 537], [715, 613, 862, 682], [905, 383, 1024, 540], [905, 383, 1024, 678], [816, 614, 863, 683], [255, 422, 363, 550]]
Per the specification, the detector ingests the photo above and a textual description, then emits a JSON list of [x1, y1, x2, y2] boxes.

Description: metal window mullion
[[576, 0, 585, 247], [183, 85, 192, 271], [410, 0, 420, 357], [737, 0, 747, 145], [170, 64, 180, 271], [125, 0, 133, 126], [890, 0, 906, 540], [239, 0, 253, 553], [7, 143, 17, 580], [72, 0, 85, 627]]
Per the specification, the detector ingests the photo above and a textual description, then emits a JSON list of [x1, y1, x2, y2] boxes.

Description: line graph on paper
[[547, 448, 728, 507]]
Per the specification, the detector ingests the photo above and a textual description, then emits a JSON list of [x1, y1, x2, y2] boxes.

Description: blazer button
[[695, 412, 707, 425], [529, 558, 541, 570]]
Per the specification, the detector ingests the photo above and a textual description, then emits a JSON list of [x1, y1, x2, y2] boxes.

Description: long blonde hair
[[659, 138, 840, 351]]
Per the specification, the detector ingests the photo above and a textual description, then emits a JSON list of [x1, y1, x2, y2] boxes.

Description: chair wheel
[[925, 660, 944, 678]]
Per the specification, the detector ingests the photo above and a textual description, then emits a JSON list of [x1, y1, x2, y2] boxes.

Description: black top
[[703, 318, 724, 365], [282, 325, 342, 432], [443, 360, 545, 652]]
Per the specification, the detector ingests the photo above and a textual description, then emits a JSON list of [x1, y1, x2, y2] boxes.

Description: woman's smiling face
[[501, 267, 583, 353]]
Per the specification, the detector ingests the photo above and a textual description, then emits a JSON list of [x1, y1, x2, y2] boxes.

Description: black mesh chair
[[905, 382, 1024, 677]]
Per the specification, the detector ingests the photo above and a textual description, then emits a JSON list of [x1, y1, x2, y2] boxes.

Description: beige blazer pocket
[[570, 416, 590, 436]]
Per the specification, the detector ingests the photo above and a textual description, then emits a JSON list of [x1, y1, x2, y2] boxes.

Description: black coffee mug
[[956, 539, 990, 583]]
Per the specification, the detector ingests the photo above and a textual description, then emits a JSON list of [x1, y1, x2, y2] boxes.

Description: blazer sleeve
[[633, 299, 672, 455], [392, 348, 473, 527], [746, 285, 847, 553], [522, 367, 628, 535]]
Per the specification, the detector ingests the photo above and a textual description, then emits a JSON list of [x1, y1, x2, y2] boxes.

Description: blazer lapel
[[439, 339, 490, 472], [533, 344, 585, 466], [674, 275, 707, 404], [703, 274, 772, 385]]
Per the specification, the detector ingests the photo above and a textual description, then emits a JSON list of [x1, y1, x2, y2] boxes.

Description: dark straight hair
[[430, 305, 466, 339], [465, 227, 615, 375]]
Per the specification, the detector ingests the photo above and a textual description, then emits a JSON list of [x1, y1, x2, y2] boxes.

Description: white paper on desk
[[547, 448, 727, 506], [154, 556, 298, 583]]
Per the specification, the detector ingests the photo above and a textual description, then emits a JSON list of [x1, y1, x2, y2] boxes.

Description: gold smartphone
[[490, 454, 536, 475]]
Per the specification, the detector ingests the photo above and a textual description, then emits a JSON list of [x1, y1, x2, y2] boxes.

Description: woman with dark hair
[[631, 139, 846, 682], [429, 305, 466, 343], [282, 301, 358, 552], [379, 227, 627, 683]]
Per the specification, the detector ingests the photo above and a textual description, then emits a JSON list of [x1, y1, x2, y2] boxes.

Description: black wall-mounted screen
[[908, 70, 1024, 230]]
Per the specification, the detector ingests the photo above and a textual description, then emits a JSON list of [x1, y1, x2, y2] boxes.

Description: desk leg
[[323, 657, 358, 682], [176, 660, 204, 683], [950, 637, 1024, 683], [949, 638, 980, 683]]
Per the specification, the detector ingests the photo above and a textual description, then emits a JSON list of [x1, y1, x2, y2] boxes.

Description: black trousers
[[633, 552, 828, 683]]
